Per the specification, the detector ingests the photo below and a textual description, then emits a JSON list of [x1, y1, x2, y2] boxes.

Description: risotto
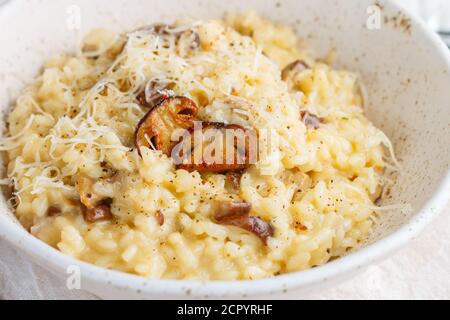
[[0, 12, 393, 280]]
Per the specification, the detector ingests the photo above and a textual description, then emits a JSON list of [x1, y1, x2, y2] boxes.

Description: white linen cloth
[[0, 0, 449, 300]]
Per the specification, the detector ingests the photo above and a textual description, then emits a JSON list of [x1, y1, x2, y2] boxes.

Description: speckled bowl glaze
[[0, 0, 449, 299]]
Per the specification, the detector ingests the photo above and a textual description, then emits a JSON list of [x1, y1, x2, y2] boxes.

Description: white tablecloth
[[1, 0, 449, 300]]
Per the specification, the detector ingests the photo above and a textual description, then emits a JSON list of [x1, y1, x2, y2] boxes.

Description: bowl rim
[[0, 0, 450, 298]]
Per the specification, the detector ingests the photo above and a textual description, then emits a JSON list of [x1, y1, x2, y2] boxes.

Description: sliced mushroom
[[136, 79, 176, 110], [281, 60, 310, 81], [47, 206, 61, 217], [82, 202, 112, 223], [225, 171, 243, 191], [215, 201, 274, 244], [134, 96, 198, 156], [300, 111, 324, 129], [172, 122, 256, 173], [219, 215, 274, 244], [216, 201, 252, 220]]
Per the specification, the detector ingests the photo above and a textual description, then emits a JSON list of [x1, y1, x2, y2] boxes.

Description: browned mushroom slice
[[82, 203, 112, 223], [300, 111, 324, 129], [219, 215, 274, 244], [225, 171, 243, 191], [215, 201, 252, 220], [134, 96, 198, 156], [47, 206, 61, 217], [172, 122, 257, 173], [215, 201, 274, 244], [281, 60, 310, 80], [136, 79, 176, 109], [136, 91, 169, 110]]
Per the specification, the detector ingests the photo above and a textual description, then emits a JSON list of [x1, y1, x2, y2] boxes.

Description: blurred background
[[396, 0, 450, 46]]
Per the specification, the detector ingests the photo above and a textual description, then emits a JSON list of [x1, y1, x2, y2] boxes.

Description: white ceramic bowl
[[1, 0, 450, 299]]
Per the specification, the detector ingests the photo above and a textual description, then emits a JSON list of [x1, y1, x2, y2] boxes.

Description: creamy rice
[[0, 12, 391, 280]]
